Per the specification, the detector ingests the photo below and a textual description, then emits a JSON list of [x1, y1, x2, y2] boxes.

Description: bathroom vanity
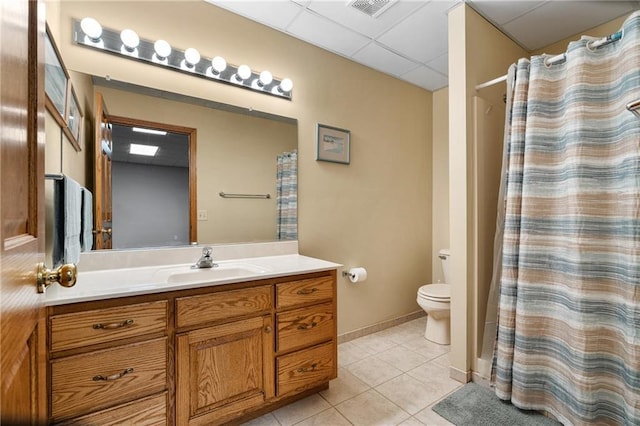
[[44, 244, 340, 425]]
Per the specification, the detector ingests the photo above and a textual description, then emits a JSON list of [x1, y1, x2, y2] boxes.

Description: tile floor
[[242, 317, 460, 426]]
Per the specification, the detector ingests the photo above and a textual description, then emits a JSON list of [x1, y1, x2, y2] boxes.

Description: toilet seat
[[418, 284, 450, 301]]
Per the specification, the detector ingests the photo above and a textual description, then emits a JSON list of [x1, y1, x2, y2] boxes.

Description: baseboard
[[471, 371, 492, 388], [337, 310, 425, 344], [449, 365, 472, 384]]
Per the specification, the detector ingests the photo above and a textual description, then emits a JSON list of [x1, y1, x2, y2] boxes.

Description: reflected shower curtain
[[493, 11, 640, 425], [276, 150, 297, 240]]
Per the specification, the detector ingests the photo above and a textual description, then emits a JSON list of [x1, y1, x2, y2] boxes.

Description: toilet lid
[[418, 284, 450, 300]]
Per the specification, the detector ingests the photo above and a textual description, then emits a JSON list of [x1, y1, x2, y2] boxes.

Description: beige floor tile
[[374, 323, 421, 344], [338, 340, 375, 368], [293, 407, 352, 426], [376, 346, 428, 372], [349, 332, 398, 355], [413, 405, 454, 426], [320, 367, 370, 405], [272, 394, 331, 426], [335, 389, 410, 426], [376, 374, 444, 415], [406, 362, 462, 401], [400, 336, 450, 361], [432, 352, 450, 368], [240, 412, 281, 426], [347, 355, 403, 387], [398, 417, 427, 426]]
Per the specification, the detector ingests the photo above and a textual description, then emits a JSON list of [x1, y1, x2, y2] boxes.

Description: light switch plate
[[197, 210, 208, 221]]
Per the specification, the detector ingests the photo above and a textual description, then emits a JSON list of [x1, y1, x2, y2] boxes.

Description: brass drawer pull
[[264, 325, 272, 333], [297, 322, 318, 330], [93, 367, 134, 381], [93, 319, 134, 330], [296, 288, 318, 295], [297, 363, 318, 373]]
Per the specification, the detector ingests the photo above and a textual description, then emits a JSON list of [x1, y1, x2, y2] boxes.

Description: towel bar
[[219, 192, 271, 199]]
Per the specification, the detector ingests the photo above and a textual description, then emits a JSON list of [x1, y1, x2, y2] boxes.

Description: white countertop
[[44, 253, 342, 306]]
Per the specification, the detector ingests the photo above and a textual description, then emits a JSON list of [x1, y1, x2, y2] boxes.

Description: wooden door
[[93, 92, 113, 249], [0, 0, 47, 423], [176, 316, 274, 425]]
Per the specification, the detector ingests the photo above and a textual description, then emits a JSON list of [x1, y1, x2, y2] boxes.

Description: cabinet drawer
[[276, 276, 334, 309], [176, 285, 272, 328], [59, 392, 167, 426], [51, 338, 167, 421], [276, 303, 334, 353], [50, 301, 168, 352], [276, 343, 335, 396]]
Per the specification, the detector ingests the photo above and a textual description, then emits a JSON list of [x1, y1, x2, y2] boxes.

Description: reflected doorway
[[109, 117, 196, 249]]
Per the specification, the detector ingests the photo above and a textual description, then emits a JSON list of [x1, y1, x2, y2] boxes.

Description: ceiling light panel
[[130, 143, 159, 156]]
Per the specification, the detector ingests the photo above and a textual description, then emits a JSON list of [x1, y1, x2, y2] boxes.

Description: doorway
[[109, 116, 197, 249]]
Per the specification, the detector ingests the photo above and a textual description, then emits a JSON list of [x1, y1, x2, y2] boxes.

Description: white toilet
[[416, 249, 451, 345]]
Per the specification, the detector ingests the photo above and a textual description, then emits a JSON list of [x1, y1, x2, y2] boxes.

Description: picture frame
[[64, 82, 83, 151], [315, 123, 350, 165], [44, 24, 69, 127]]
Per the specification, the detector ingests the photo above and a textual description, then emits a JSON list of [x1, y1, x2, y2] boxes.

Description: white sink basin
[[153, 262, 271, 284]]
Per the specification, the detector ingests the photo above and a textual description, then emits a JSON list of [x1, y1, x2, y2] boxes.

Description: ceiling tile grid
[[207, 0, 640, 92]]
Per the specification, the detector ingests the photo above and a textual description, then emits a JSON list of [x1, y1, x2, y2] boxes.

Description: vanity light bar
[[72, 18, 293, 100]]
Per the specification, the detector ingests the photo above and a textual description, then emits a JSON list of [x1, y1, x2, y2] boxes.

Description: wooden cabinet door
[[0, 1, 47, 423], [176, 316, 274, 425]]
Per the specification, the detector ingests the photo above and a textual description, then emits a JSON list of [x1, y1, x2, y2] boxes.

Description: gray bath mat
[[432, 383, 560, 426]]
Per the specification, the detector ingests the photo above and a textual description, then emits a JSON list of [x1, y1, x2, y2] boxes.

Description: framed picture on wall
[[64, 82, 83, 151], [44, 24, 69, 126], [316, 123, 350, 165]]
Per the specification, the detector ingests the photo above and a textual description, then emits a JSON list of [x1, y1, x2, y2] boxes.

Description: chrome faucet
[[192, 246, 217, 269]]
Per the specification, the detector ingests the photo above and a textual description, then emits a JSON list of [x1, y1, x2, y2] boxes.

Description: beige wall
[[47, 1, 433, 335], [431, 87, 449, 283], [96, 85, 297, 244], [447, 3, 528, 380]]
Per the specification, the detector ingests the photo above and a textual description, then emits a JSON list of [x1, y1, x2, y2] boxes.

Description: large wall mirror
[[45, 71, 298, 258]]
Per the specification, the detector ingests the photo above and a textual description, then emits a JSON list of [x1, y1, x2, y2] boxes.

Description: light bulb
[[279, 78, 293, 93], [184, 48, 200, 66], [211, 56, 227, 73], [120, 29, 139, 51], [237, 64, 252, 81], [258, 70, 273, 86], [154, 39, 171, 60], [80, 17, 102, 42]]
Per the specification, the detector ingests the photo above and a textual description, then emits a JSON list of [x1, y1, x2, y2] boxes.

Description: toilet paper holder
[[342, 270, 355, 279]]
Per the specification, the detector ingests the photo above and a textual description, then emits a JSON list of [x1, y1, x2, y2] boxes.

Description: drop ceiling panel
[[426, 53, 448, 75], [286, 9, 371, 56], [352, 42, 419, 76], [502, 1, 638, 51], [376, 1, 455, 64], [307, 0, 424, 38], [401, 65, 448, 91], [206, 0, 302, 30], [466, 0, 546, 25]]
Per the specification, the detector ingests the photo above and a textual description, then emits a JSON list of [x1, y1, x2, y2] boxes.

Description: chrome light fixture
[[72, 18, 293, 100]]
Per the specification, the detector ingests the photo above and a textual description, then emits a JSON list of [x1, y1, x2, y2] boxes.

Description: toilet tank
[[438, 249, 450, 283]]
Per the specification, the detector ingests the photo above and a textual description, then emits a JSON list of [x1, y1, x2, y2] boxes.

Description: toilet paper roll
[[348, 267, 367, 283]]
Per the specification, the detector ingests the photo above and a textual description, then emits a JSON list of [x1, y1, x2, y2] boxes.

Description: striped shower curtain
[[493, 11, 640, 425], [276, 150, 297, 240]]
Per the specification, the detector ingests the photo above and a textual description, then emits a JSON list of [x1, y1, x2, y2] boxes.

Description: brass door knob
[[37, 263, 77, 293], [93, 228, 112, 235]]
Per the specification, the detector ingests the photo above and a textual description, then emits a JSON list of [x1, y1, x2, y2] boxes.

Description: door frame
[[108, 115, 197, 245]]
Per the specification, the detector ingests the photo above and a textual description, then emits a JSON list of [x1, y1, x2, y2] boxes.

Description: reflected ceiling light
[[211, 56, 227, 74], [184, 48, 201, 68], [130, 143, 159, 156], [153, 39, 172, 61], [279, 78, 294, 93], [234, 64, 252, 82], [132, 127, 167, 136], [80, 17, 102, 42], [120, 29, 139, 52]]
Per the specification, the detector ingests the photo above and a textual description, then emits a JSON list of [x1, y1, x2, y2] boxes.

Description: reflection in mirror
[[45, 71, 298, 258], [111, 124, 190, 249]]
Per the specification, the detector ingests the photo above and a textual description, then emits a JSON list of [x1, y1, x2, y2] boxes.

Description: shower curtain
[[276, 150, 297, 240], [492, 11, 639, 425]]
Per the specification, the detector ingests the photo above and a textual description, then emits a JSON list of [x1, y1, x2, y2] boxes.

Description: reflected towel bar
[[219, 192, 271, 199]]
